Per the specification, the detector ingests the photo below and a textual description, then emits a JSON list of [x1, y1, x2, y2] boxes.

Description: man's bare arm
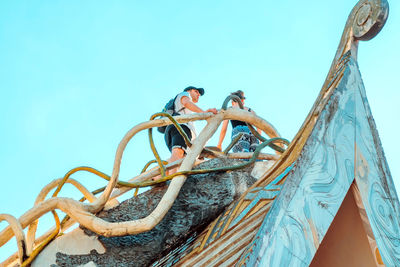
[[181, 96, 218, 114]]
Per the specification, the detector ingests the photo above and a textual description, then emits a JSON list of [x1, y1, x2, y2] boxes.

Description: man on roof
[[155, 86, 218, 180]]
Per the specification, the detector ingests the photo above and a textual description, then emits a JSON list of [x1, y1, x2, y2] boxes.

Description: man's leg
[[152, 147, 184, 181], [166, 147, 185, 174], [153, 125, 190, 182], [169, 147, 185, 165]]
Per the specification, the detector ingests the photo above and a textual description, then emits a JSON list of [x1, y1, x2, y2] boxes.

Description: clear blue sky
[[0, 0, 399, 260]]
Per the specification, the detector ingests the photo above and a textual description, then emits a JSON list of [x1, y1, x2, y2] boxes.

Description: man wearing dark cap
[[156, 86, 218, 180]]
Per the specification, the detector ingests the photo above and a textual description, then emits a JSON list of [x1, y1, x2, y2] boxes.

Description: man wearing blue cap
[[156, 86, 217, 180]]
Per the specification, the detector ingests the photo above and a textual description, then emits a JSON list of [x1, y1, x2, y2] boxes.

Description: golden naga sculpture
[[0, 109, 283, 266]]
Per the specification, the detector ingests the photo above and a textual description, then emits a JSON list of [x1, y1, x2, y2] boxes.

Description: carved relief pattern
[[242, 57, 357, 266], [354, 69, 400, 266], [352, 184, 385, 266]]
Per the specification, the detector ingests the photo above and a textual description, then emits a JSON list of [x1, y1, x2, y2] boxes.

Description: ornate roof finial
[[336, 0, 388, 60], [322, 0, 389, 96]]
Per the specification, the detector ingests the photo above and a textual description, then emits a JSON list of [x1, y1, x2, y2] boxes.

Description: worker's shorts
[[231, 125, 259, 153], [164, 124, 192, 152]]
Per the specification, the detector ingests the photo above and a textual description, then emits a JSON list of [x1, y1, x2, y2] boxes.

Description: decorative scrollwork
[[352, 0, 389, 41], [368, 182, 400, 266], [320, 0, 389, 109]]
